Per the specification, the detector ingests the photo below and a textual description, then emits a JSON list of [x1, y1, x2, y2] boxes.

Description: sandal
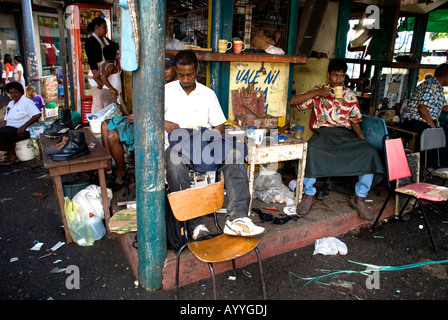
[[0, 159, 20, 166], [108, 174, 128, 192], [105, 169, 115, 180]]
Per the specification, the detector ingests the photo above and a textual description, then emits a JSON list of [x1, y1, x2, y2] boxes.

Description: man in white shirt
[[0, 82, 41, 165], [164, 50, 264, 239]]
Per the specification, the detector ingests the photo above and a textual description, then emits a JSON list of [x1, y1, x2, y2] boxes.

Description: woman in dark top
[[84, 17, 117, 113]]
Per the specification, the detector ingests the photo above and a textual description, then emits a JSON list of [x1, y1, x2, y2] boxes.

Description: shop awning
[[398, 9, 448, 33], [426, 8, 448, 33]]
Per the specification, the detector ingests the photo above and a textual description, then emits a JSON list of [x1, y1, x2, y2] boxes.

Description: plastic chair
[[420, 127, 448, 185], [360, 115, 388, 152], [372, 136, 448, 252], [167, 181, 267, 300]]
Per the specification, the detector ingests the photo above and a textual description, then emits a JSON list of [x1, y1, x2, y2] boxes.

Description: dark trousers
[[164, 146, 250, 230], [0, 126, 30, 151], [401, 118, 448, 168]]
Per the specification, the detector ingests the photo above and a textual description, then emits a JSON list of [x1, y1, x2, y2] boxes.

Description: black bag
[[165, 187, 188, 253]]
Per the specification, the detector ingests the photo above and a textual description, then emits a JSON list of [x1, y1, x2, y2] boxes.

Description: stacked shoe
[[44, 108, 75, 138], [50, 130, 90, 161]]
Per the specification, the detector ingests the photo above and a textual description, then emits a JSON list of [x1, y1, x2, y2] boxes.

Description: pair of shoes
[[44, 135, 70, 154], [108, 174, 128, 192], [223, 217, 265, 237], [349, 195, 374, 221], [296, 193, 315, 215], [252, 208, 273, 222], [50, 130, 89, 161], [192, 224, 211, 240], [44, 108, 74, 138]]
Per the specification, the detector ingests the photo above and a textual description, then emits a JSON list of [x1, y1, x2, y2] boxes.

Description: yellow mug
[[218, 39, 232, 53], [333, 86, 343, 99]]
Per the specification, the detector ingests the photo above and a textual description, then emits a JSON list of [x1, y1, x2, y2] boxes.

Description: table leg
[[52, 176, 73, 243], [295, 142, 307, 205], [98, 168, 111, 232], [248, 163, 256, 211]]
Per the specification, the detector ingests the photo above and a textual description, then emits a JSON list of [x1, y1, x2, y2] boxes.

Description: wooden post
[[133, 0, 167, 291]]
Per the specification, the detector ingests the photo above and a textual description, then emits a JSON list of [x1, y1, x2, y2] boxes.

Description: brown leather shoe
[[350, 195, 374, 221], [296, 194, 315, 215]]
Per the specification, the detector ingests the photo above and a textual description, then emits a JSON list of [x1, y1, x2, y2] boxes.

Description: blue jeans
[[303, 174, 374, 198], [164, 146, 250, 230]]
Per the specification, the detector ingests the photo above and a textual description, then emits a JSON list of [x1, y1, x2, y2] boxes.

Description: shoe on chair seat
[[192, 224, 211, 240], [223, 217, 265, 237]]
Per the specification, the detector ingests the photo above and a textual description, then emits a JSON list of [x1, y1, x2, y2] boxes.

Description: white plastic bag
[[86, 103, 121, 123], [72, 184, 113, 220], [313, 237, 348, 256], [265, 45, 285, 55], [64, 197, 95, 246], [254, 166, 283, 191], [254, 185, 294, 204]]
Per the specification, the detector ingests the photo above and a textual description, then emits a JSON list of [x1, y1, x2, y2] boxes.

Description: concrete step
[[116, 190, 395, 291]]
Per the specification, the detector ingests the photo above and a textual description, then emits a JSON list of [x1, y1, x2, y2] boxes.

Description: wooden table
[[386, 125, 418, 152], [41, 128, 111, 243], [246, 134, 307, 209]]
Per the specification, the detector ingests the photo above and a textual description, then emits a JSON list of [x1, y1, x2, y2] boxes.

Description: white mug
[[253, 129, 264, 145]]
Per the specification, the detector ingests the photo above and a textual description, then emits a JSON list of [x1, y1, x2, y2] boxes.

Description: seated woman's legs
[[106, 129, 127, 190]]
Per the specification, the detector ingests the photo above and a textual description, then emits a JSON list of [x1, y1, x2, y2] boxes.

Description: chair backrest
[[384, 138, 412, 181], [420, 127, 446, 151], [360, 115, 389, 151], [167, 181, 224, 222]]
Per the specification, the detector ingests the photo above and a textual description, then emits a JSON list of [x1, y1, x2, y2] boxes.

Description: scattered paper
[[50, 267, 66, 273], [31, 242, 44, 251], [53, 259, 62, 264], [51, 241, 65, 251], [10, 257, 18, 262]]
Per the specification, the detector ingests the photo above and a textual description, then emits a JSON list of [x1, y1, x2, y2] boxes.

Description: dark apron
[[305, 127, 385, 187]]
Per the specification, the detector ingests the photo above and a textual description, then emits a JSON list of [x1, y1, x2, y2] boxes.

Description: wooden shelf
[[193, 51, 307, 64]]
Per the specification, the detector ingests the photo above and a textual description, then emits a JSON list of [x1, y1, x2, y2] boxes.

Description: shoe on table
[[192, 224, 211, 240], [224, 217, 265, 237], [44, 135, 70, 154], [350, 195, 374, 221]]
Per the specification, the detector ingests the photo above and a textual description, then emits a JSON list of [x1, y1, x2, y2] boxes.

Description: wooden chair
[[372, 136, 448, 252], [420, 127, 447, 186], [167, 181, 267, 300]]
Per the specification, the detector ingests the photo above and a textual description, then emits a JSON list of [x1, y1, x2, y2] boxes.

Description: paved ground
[[1, 157, 448, 314]]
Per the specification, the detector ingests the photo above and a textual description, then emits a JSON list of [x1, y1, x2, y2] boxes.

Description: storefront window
[[38, 16, 61, 74], [0, 28, 20, 58]]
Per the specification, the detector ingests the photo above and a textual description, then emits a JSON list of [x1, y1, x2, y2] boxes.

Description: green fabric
[[398, 9, 448, 33], [427, 9, 448, 33], [107, 116, 135, 151], [305, 127, 385, 187]]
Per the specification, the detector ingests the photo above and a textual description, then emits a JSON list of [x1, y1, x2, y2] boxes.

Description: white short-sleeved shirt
[[4, 95, 41, 130], [164, 80, 226, 148]]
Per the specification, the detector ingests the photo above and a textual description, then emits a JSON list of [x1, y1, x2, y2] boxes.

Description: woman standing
[[0, 82, 41, 165], [13, 56, 25, 91], [2, 54, 14, 95], [84, 17, 117, 114]]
